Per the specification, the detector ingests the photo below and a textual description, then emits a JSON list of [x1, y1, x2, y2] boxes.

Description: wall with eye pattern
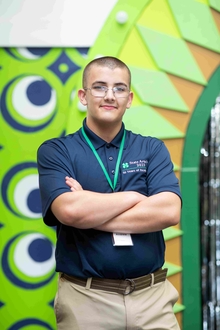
[[0, 47, 88, 329], [0, 0, 220, 329]]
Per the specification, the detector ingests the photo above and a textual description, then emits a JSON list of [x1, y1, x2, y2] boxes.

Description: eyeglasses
[[84, 85, 130, 98]]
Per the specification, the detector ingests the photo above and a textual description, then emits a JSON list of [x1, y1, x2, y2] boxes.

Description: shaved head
[[83, 56, 131, 88]]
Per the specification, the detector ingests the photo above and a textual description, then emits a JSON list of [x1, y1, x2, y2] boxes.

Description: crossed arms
[[51, 176, 181, 234]]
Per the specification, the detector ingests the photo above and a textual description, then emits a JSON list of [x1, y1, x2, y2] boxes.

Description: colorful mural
[[0, 0, 219, 329]]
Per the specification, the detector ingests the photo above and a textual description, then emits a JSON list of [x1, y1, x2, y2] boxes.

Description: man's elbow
[[58, 207, 76, 226], [166, 195, 181, 227], [166, 208, 181, 227], [58, 206, 86, 228], [51, 201, 82, 228]]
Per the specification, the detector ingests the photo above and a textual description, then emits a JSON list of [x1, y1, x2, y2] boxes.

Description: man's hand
[[65, 176, 83, 191]]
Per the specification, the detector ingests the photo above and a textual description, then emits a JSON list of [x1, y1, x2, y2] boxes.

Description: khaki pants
[[54, 275, 180, 330]]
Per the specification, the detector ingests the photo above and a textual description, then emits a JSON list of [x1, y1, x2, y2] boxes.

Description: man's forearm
[[51, 189, 145, 229], [63, 177, 181, 232], [95, 192, 181, 234]]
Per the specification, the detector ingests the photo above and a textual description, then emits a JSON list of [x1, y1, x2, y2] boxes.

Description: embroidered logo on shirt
[[122, 162, 129, 169], [122, 160, 148, 174]]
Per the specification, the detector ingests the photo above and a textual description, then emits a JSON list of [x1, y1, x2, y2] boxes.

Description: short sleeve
[[147, 139, 181, 199], [37, 139, 75, 226]]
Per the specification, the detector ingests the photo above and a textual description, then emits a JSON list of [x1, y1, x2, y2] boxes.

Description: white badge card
[[112, 233, 133, 246]]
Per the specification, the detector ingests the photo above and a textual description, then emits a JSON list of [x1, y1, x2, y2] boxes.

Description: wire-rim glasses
[[84, 85, 130, 98]]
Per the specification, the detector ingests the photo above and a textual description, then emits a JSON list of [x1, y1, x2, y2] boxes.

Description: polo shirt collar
[[81, 118, 126, 150]]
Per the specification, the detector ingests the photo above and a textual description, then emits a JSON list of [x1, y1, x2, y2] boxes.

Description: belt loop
[[150, 273, 154, 287], [86, 277, 92, 290]]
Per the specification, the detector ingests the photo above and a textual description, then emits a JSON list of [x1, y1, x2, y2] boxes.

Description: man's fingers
[[65, 177, 83, 191]]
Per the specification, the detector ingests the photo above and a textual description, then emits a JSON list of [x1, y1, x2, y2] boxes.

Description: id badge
[[112, 233, 133, 246]]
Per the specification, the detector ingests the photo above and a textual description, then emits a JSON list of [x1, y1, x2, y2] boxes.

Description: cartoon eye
[[17, 47, 42, 59], [14, 174, 42, 219], [1, 75, 57, 132], [2, 232, 55, 289], [17, 47, 50, 60], [12, 76, 56, 120], [2, 162, 41, 219], [14, 233, 55, 277], [5, 47, 51, 61], [8, 318, 53, 330]]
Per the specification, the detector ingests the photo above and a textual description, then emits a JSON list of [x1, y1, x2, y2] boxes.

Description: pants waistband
[[60, 268, 168, 295]]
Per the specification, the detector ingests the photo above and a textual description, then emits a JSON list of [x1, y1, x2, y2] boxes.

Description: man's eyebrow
[[91, 81, 128, 87], [114, 82, 128, 87], [92, 81, 106, 85]]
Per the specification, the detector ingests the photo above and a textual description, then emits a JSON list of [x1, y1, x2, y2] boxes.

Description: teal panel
[[209, 0, 220, 11], [130, 67, 189, 112], [137, 25, 207, 85], [124, 105, 184, 139], [168, 0, 220, 53]]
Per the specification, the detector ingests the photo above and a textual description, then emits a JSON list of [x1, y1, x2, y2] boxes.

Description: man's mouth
[[101, 105, 117, 110]]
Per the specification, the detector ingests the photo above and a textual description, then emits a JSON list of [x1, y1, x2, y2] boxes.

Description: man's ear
[[126, 91, 134, 109], [78, 89, 87, 106]]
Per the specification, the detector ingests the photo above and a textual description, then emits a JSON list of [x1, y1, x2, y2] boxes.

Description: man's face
[[78, 65, 133, 128]]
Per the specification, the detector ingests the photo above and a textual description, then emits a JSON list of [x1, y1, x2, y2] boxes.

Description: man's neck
[[86, 120, 122, 143]]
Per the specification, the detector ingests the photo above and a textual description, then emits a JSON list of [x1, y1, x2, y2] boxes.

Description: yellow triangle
[[137, 0, 181, 38], [119, 28, 158, 70]]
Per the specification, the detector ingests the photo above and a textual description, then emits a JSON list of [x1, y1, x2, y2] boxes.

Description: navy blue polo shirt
[[37, 119, 181, 279]]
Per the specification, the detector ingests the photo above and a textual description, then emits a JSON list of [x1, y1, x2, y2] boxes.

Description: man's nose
[[104, 88, 115, 99]]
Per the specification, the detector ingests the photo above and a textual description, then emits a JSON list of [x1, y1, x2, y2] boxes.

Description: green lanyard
[[81, 127, 126, 191]]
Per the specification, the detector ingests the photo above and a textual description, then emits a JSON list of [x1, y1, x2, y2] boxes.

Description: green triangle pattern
[[173, 303, 185, 314], [124, 105, 184, 139], [88, 0, 149, 59], [168, 0, 220, 53], [163, 227, 183, 241], [137, 25, 207, 85], [119, 28, 159, 70], [130, 67, 189, 112], [137, 0, 181, 38], [164, 262, 182, 276]]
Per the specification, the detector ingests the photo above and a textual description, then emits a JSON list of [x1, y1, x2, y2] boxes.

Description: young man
[[37, 56, 182, 330]]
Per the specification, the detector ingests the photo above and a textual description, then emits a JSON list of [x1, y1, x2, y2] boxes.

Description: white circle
[[14, 233, 55, 277], [14, 174, 41, 219], [12, 76, 56, 120]]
